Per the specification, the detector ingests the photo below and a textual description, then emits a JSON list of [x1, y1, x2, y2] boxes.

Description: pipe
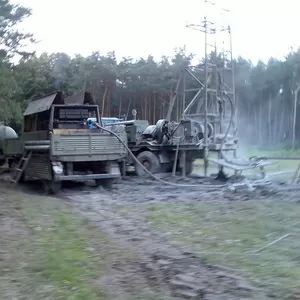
[[95, 123, 227, 189], [24, 140, 50, 145], [24, 145, 50, 151], [261, 156, 300, 160], [104, 120, 136, 126]]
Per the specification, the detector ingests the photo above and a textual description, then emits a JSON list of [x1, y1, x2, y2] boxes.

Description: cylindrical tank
[[0, 125, 18, 167], [0, 125, 18, 140]]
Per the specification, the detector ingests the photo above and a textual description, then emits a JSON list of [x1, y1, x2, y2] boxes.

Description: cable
[[96, 124, 227, 189]]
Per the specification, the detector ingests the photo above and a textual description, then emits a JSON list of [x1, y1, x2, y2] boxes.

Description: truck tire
[[95, 178, 114, 189], [43, 179, 61, 194], [135, 151, 160, 176]]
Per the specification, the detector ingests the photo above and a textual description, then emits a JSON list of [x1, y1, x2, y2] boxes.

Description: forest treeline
[[1, 0, 300, 148]]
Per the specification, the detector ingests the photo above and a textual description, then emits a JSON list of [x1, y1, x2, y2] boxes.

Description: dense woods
[[1, 0, 300, 149]]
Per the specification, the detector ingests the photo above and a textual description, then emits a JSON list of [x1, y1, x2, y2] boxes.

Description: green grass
[[0, 190, 108, 300], [146, 201, 300, 299], [194, 145, 300, 180], [240, 146, 300, 180], [0, 188, 174, 300], [34, 214, 106, 299]]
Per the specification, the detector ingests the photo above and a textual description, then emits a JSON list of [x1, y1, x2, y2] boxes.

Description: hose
[[219, 93, 266, 167], [216, 72, 264, 167], [219, 92, 234, 153], [96, 124, 227, 189]]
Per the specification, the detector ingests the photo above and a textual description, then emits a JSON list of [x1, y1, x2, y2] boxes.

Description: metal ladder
[[11, 151, 32, 183]]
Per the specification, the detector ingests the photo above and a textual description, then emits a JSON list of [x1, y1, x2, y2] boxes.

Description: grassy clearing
[[0, 187, 173, 300], [0, 188, 109, 300], [194, 146, 300, 180], [242, 146, 300, 173], [146, 201, 300, 299]]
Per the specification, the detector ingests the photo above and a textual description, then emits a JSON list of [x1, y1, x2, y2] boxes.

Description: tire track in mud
[[60, 178, 268, 300]]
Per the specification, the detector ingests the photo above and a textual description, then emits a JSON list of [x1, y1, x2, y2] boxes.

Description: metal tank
[[0, 125, 18, 166], [0, 125, 18, 140]]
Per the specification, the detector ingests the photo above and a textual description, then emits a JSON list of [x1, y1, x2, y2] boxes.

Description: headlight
[[52, 162, 63, 174]]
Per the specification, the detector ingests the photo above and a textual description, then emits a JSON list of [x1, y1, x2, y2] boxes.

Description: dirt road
[[1, 176, 299, 299], [60, 176, 288, 300]]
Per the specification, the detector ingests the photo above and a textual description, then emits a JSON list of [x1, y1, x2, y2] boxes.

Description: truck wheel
[[0, 158, 8, 174], [95, 178, 114, 189], [135, 151, 160, 176], [43, 180, 61, 195]]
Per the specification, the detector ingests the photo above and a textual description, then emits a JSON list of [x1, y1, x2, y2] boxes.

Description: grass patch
[[0, 190, 108, 300], [0, 188, 172, 300], [194, 146, 300, 180], [34, 213, 106, 299], [242, 146, 300, 169], [146, 201, 300, 299]]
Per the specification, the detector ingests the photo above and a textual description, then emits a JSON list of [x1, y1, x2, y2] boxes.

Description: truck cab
[[4, 91, 127, 193]]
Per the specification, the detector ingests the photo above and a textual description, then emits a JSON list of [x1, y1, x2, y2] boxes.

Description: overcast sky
[[12, 0, 300, 64]]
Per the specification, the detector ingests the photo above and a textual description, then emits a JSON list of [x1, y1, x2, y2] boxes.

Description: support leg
[[172, 139, 180, 176], [181, 151, 186, 177], [233, 149, 238, 177], [204, 146, 208, 177]]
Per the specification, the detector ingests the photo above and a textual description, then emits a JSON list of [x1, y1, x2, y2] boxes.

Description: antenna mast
[[183, 0, 236, 176]]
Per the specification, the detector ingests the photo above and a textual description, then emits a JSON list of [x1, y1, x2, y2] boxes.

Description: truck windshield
[[52, 106, 99, 129]]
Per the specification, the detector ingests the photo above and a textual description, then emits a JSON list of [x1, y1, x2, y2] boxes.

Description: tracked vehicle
[[1, 91, 127, 193]]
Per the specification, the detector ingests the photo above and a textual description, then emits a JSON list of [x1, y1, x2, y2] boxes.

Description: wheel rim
[[142, 160, 151, 171]]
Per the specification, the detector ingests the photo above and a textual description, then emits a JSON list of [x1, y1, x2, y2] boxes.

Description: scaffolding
[[170, 0, 237, 177]]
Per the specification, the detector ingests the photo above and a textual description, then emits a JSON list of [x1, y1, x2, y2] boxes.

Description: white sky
[[12, 0, 300, 64]]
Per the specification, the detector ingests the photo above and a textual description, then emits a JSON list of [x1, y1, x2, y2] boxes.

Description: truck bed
[[50, 129, 127, 161]]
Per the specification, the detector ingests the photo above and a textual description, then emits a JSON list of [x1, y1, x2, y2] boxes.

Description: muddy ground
[[54, 175, 300, 299], [1, 174, 300, 299]]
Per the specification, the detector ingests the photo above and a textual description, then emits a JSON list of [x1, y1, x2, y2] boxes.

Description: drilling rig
[[102, 1, 239, 178], [179, 0, 238, 177]]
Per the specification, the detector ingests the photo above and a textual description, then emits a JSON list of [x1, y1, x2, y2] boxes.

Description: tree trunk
[[292, 88, 299, 150], [101, 86, 108, 116], [259, 101, 262, 144], [279, 108, 284, 142], [118, 96, 122, 118], [153, 92, 156, 123], [106, 90, 111, 117], [268, 92, 272, 145]]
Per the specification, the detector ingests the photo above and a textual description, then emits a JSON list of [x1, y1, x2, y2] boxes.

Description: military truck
[[2, 91, 127, 193], [104, 117, 209, 176]]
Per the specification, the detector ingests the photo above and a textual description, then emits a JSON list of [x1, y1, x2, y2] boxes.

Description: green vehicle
[[2, 91, 127, 193], [104, 117, 208, 176]]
